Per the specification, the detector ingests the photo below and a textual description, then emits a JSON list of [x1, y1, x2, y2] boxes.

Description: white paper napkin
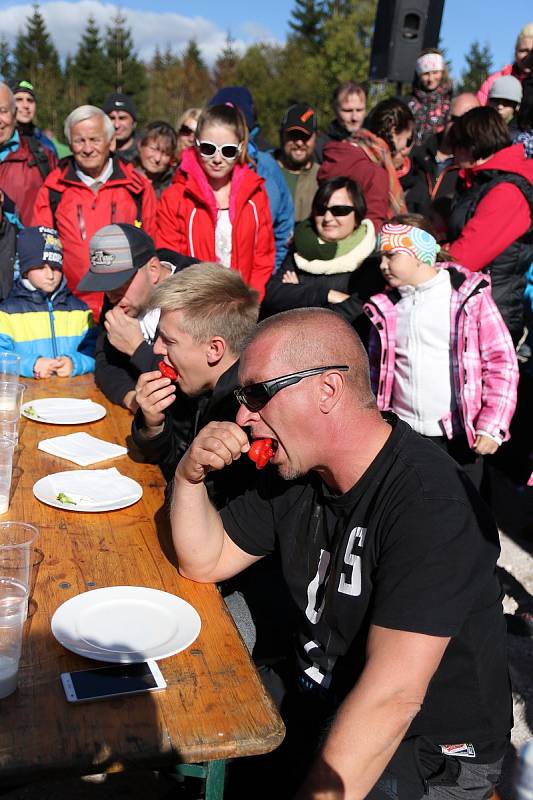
[[48, 468, 139, 508], [38, 433, 127, 466]]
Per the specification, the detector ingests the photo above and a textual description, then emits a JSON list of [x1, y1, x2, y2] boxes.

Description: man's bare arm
[[296, 625, 451, 800], [171, 421, 262, 582]]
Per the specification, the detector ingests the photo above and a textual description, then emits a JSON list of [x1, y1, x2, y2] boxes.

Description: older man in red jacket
[[32, 104, 157, 321]]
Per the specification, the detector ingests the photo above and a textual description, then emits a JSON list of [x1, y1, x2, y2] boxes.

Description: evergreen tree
[[0, 37, 13, 84], [233, 44, 286, 142], [180, 40, 211, 112], [213, 33, 241, 89], [459, 41, 493, 94], [13, 3, 63, 130], [103, 11, 147, 114], [146, 45, 182, 123], [71, 16, 107, 106], [288, 0, 325, 51], [13, 3, 60, 77]]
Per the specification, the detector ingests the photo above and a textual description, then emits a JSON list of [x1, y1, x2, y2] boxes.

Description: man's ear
[[147, 257, 162, 284], [318, 370, 345, 414], [206, 336, 226, 365]]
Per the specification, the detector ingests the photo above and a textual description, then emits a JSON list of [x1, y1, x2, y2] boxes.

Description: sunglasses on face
[[179, 124, 195, 136], [196, 139, 242, 160], [234, 365, 349, 412], [314, 204, 356, 217]]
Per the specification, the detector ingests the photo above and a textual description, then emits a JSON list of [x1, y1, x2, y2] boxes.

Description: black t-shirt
[[220, 416, 512, 756]]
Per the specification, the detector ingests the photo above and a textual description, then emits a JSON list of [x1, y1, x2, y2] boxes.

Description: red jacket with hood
[[32, 156, 157, 320], [156, 148, 275, 299]]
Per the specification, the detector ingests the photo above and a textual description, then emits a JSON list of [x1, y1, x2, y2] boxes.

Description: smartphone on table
[[60, 659, 167, 703]]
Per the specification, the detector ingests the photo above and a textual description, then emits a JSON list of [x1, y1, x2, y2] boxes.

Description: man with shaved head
[[171, 308, 511, 800]]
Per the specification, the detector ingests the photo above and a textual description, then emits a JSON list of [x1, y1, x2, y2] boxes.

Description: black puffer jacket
[[448, 171, 533, 343]]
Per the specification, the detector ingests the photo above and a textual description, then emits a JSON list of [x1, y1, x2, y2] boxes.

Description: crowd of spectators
[[1, 19, 533, 799]]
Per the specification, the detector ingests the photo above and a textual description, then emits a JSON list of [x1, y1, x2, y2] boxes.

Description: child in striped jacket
[[0, 226, 96, 378]]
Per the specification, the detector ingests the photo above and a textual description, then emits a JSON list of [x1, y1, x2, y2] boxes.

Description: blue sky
[[0, 0, 531, 79]]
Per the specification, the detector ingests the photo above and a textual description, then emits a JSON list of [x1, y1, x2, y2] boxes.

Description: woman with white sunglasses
[[156, 104, 275, 299]]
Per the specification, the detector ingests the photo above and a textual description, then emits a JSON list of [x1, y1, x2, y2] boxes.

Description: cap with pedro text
[[280, 103, 317, 135], [102, 93, 137, 121], [78, 224, 156, 293]]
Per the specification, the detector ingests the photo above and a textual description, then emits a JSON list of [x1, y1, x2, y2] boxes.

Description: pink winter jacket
[[364, 265, 519, 447], [476, 64, 514, 106]]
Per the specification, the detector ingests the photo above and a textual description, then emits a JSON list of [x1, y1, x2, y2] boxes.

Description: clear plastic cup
[[0, 578, 28, 698], [0, 383, 25, 422], [0, 523, 38, 594], [0, 353, 20, 385]]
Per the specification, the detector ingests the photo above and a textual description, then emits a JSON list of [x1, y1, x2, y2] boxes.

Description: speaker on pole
[[369, 0, 445, 84]]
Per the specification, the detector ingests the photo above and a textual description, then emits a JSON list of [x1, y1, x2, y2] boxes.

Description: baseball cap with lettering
[[78, 224, 156, 292]]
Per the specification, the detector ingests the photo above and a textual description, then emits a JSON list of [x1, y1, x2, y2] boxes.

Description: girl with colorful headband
[[407, 48, 452, 146], [364, 215, 518, 489]]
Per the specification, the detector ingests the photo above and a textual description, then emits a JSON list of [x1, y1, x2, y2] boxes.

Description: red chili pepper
[[248, 438, 274, 470], [158, 361, 178, 381]]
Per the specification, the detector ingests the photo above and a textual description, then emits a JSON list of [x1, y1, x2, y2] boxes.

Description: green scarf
[[294, 218, 367, 261]]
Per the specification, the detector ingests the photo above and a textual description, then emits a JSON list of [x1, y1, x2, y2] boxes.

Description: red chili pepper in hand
[[158, 361, 178, 381], [248, 438, 274, 470]]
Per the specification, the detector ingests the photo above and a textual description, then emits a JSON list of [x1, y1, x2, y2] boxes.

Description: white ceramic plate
[[51, 586, 202, 663], [22, 398, 106, 425], [33, 470, 142, 512]]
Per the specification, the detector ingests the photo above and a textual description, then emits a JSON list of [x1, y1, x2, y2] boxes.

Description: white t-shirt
[[215, 209, 232, 268]]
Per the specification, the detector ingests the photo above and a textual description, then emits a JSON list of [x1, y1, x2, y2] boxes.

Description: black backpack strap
[[26, 135, 52, 182], [47, 189, 62, 230]]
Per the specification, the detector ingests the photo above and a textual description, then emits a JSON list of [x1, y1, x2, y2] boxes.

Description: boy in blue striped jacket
[[0, 226, 96, 378]]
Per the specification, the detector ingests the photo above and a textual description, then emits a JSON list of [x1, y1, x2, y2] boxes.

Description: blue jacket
[[0, 276, 96, 377], [249, 143, 294, 270]]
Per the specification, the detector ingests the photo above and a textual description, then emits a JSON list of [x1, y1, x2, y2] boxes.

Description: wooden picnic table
[[0, 375, 284, 792]]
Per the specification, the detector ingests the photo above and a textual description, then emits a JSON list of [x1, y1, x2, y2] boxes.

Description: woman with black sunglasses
[[175, 108, 201, 162], [262, 177, 383, 332], [156, 104, 275, 299]]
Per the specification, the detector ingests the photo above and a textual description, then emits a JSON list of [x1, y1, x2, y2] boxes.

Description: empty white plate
[[22, 398, 106, 425], [51, 586, 201, 663]]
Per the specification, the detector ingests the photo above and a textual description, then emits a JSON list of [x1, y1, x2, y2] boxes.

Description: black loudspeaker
[[369, 0, 445, 83]]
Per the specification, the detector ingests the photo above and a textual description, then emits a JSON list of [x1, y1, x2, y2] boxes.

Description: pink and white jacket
[[364, 265, 519, 447]]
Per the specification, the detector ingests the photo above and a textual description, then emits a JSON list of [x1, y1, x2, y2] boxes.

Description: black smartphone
[[60, 660, 167, 703]]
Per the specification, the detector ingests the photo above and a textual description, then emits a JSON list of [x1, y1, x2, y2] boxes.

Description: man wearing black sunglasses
[[170, 307, 511, 800]]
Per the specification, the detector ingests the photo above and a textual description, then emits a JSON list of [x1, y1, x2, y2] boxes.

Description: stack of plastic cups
[[0, 354, 22, 447], [0, 381, 24, 449]]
